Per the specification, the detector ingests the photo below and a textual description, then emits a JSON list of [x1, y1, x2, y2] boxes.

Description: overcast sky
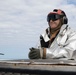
[[0, 0, 76, 60]]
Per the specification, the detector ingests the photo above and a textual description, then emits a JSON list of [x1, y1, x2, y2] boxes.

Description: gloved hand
[[28, 47, 41, 59]]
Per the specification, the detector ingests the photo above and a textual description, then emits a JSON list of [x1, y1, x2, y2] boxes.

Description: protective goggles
[[47, 14, 63, 22]]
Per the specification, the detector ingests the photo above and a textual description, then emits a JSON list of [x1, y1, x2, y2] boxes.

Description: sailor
[[28, 9, 76, 60]]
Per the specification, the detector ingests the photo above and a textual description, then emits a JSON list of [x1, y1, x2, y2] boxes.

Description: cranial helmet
[[47, 9, 68, 24]]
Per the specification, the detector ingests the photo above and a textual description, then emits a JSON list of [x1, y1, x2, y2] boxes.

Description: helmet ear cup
[[63, 16, 68, 24]]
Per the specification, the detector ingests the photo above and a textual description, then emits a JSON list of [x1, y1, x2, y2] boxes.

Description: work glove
[[28, 47, 41, 59], [40, 35, 49, 48]]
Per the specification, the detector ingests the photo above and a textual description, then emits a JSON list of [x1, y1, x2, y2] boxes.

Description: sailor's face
[[49, 19, 60, 29]]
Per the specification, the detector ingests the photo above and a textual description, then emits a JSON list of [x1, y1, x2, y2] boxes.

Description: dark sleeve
[[40, 35, 49, 48]]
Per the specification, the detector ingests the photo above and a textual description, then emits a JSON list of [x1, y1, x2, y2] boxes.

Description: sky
[[0, 0, 76, 60]]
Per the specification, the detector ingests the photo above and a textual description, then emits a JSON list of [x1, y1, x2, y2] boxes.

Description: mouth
[[49, 22, 57, 28], [50, 22, 57, 25]]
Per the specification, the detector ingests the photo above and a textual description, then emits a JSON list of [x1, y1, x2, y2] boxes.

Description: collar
[[59, 24, 68, 36], [41, 24, 68, 42]]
